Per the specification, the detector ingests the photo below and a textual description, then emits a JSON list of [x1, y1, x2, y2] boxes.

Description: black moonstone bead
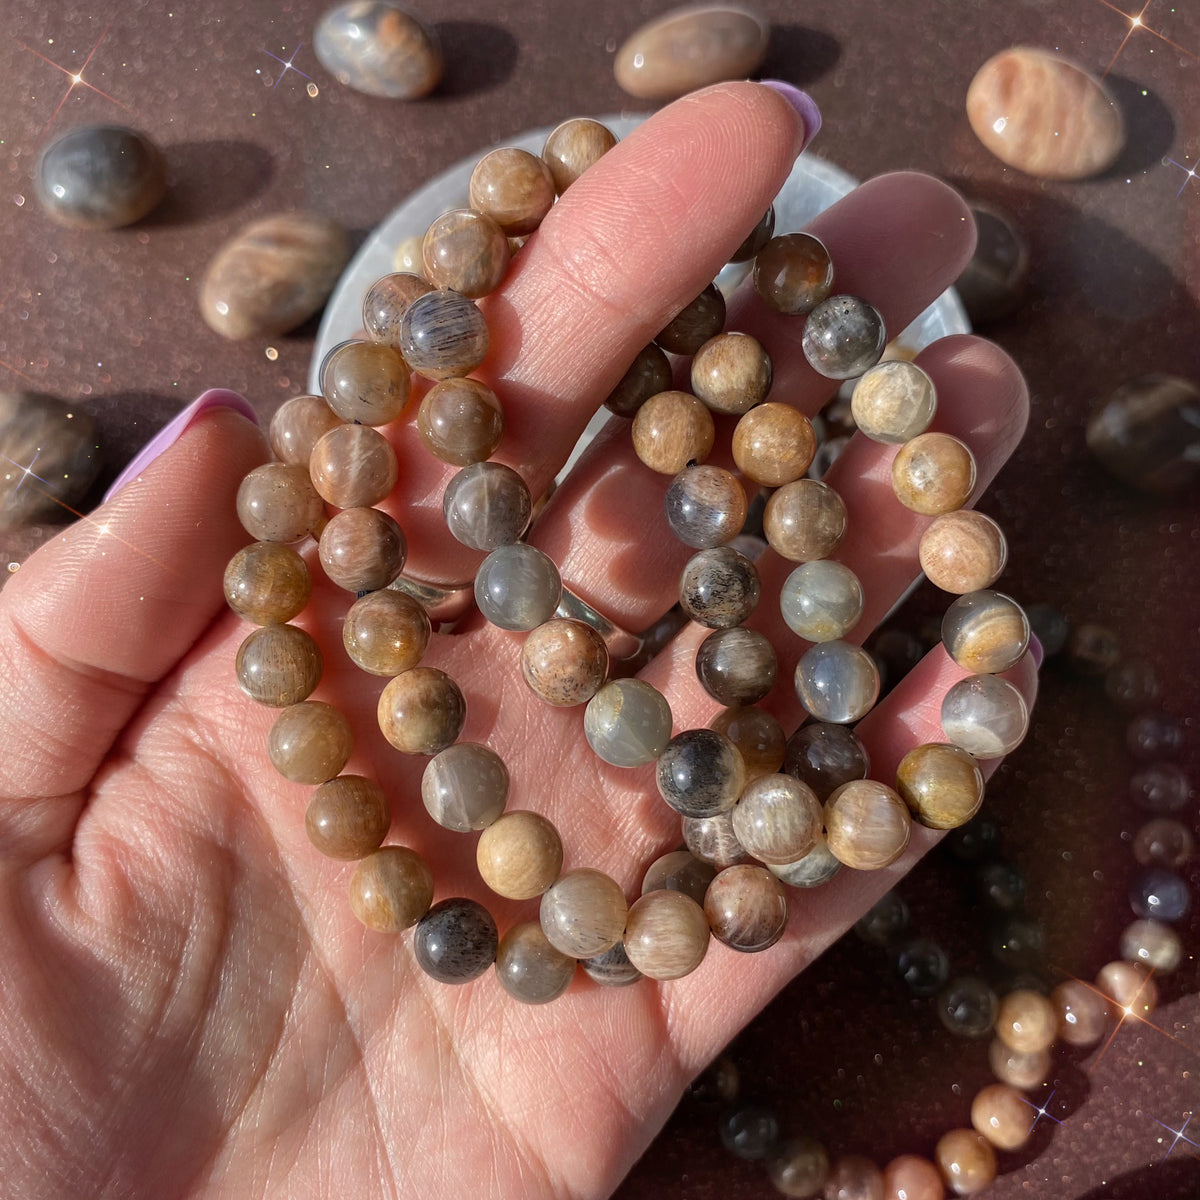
[[655, 728, 746, 819], [399, 288, 489, 381], [801, 295, 886, 380], [953, 203, 1029, 324], [581, 941, 643, 988], [412, 898, 498, 983], [1126, 713, 1184, 761], [937, 975, 998, 1038], [1130, 868, 1191, 922], [854, 890, 910, 946], [783, 722, 869, 801], [718, 1103, 780, 1161], [1105, 659, 1162, 710], [893, 936, 950, 997], [695, 627, 777, 706], [1129, 763, 1192, 814], [678, 546, 761, 629], [976, 860, 1025, 912]]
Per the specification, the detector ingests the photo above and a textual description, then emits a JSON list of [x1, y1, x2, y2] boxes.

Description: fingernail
[[104, 388, 259, 502], [760, 80, 822, 152], [1029, 634, 1045, 669]]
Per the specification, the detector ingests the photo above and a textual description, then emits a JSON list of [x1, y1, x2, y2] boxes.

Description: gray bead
[[474, 544, 561, 631], [779, 560, 864, 643], [942, 589, 1030, 674], [584, 679, 673, 767], [421, 743, 509, 831], [443, 461, 532, 550], [399, 288, 489, 381], [664, 464, 747, 548], [794, 641, 880, 724], [581, 941, 643, 987], [695, 627, 777, 706], [941, 674, 1029, 757], [679, 546, 761, 628], [801, 295, 886, 380], [413, 898, 497, 984], [682, 811, 749, 869], [768, 842, 843, 888], [656, 729, 746, 818], [783, 722, 870, 800], [641, 849, 717, 905], [314, 1, 443, 100]]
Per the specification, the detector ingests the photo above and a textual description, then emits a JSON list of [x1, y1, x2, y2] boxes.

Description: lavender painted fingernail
[[103, 388, 259, 502], [760, 80, 822, 151], [1029, 634, 1045, 670]]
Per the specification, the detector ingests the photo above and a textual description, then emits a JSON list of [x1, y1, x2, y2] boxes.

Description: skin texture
[[0, 84, 1033, 1200]]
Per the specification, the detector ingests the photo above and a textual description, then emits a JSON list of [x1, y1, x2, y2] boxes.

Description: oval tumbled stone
[[200, 213, 349, 340], [614, 6, 770, 101], [966, 47, 1124, 180], [314, 1, 443, 99]]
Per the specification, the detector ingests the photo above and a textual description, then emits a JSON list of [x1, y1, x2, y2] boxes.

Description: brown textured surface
[[1, 1, 1198, 1197]]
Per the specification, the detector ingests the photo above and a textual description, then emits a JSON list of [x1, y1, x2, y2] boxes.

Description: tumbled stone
[[200, 213, 349, 340], [314, 1, 443, 99], [966, 47, 1124, 179], [36, 125, 165, 229], [954, 204, 1030, 324]]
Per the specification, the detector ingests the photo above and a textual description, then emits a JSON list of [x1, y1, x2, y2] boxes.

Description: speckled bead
[[540, 868, 627, 959], [803, 295, 887, 380], [623, 889, 710, 980], [783, 722, 869, 800], [731, 402, 817, 487], [942, 590, 1030, 674], [731, 774, 822, 866], [224, 541, 312, 625], [318, 507, 407, 593], [309, 423, 399, 509], [476, 811, 563, 900], [763, 479, 847, 561], [919, 511, 1008, 593], [414, 378, 503, 467], [851, 360, 937, 444], [970, 1084, 1032, 1152], [753, 232, 834, 315], [641, 849, 717, 905], [237, 462, 326, 543], [521, 617, 609, 706], [780, 560, 864, 643], [305, 775, 390, 859], [269, 394, 343, 466], [704, 864, 789, 952], [730, 206, 775, 263], [348, 845, 433, 932], [604, 343, 673, 417], [268, 701, 353, 784], [664, 464, 747, 548], [443, 461, 532, 550], [695, 627, 777, 706], [656, 283, 726, 355], [541, 117, 618, 193], [1119, 917, 1183, 972], [342, 588, 430, 676], [690, 332, 772, 415], [934, 1129, 996, 1195], [421, 742, 508, 831], [495, 921, 576, 1004], [631, 390, 715, 474], [581, 941, 643, 988], [824, 780, 912, 869], [892, 432, 978, 516], [682, 811, 749, 869], [422, 208, 510, 298], [769, 841, 842, 888], [941, 674, 1029, 758], [377, 667, 466, 755], [795, 640, 880, 724], [235, 623, 322, 707], [679, 545, 760, 628], [321, 339, 412, 425], [710, 706, 786, 782], [474, 543, 562, 631], [362, 271, 435, 344], [897, 743, 985, 830], [399, 288, 490, 381], [413, 898, 498, 984], [1051, 979, 1109, 1046], [657, 728, 747, 818], [469, 147, 556, 235], [584, 678, 673, 766]]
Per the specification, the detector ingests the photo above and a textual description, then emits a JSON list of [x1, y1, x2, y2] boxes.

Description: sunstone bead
[[664, 464, 747, 548], [623, 890, 709, 980], [682, 811, 749, 869], [919, 510, 1008, 593], [318, 506, 407, 593], [1130, 867, 1191, 922], [896, 743, 985, 830], [469, 147, 556, 236], [269, 393, 342, 466], [321, 339, 412, 425], [689, 331, 772, 415], [237, 462, 325, 543], [824, 780, 911, 869], [704, 864, 789, 952], [474, 543, 562, 631], [584, 678, 672, 766], [802, 295, 887, 380], [581, 941, 643, 988], [268, 701, 353, 784], [678, 545, 760, 628], [753, 232, 834, 315], [883, 1156, 944, 1200], [763, 478, 847, 561], [941, 674, 1029, 757], [942, 589, 1030, 674], [730, 205, 775, 263], [443, 460, 532, 550], [362, 271, 435, 345], [224, 541, 312, 624], [413, 898, 498, 984], [695, 626, 777, 706], [422, 208, 510, 298], [604, 343, 672, 417], [655, 283, 726, 355], [421, 742, 508, 831], [1051, 979, 1109, 1046], [235, 623, 322, 707], [476, 810, 563, 900], [850, 359, 937, 443], [995, 988, 1057, 1053], [399, 288, 489, 381], [305, 775, 390, 860], [641, 849, 716, 905], [731, 401, 817, 487], [892, 431, 978, 515], [731, 774, 822, 865], [780, 559, 864, 642], [768, 841, 842, 888], [935, 1129, 996, 1195], [971, 1084, 1031, 1152], [541, 117, 618, 194], [656, 728, 746, 818], [417, 377, 504, 466], [496, 921, 576, 1004], [795, 640, 880, 724], [342, 588, 430, 676], [521, 617, 608, 706], [1119, 917, 1183, 972], [710, 705, 785, 782], [309, 423, 398, 508], [377, 667, 466, 755], [1097, 959, 1158, 1016], [988, 1038, 1051, 1089], [540, 868, 627, 958], [631, 390, 715, 474], [348, 846, 433, 932], [783, 722, 869, 800]]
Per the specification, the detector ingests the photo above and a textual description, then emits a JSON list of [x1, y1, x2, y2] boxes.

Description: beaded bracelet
[[223, 110, 1032, 1004]]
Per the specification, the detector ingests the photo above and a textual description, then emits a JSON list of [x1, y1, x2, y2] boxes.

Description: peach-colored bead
[[883, 1154, 944, 1200], [476, 811, 564, 900], [631, 390, 715, 474], [468, 147, 556, 236], [763, 478, 847, 561], [732, 401, 817, 486], [995, 988, 1057, 1053], [1096, 959, 1158, 1017], [918, 510, 1007, 593], [934, 1128, 996, 1195], [824, 780, 912, 869], [309, 423, 398, 509], [987, 1037, 1050, 1090], [1052, 979, 1109, 1046], [970, 1082, 1031, 1150], [825, 1154, 885, 1200], [891, 433, 976, 516]]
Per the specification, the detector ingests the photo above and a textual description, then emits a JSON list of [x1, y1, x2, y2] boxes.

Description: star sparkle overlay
[[1148, 1112, 1200, 1168], [259, 43, 317, 95], [1094, 0, 1199, 77], [1166, 155, 1200, 195]]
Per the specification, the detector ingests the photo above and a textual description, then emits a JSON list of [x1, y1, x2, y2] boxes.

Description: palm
[[0, 85, 1032, 1200]]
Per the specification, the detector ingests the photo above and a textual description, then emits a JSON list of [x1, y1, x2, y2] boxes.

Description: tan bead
[[763, 479, 847, 561], [495, 921, 576, 1004], [321, 339, 412, 425], [541, 117, 617, 193], [987, 1037, 1050, 1090], [941, 589, 1030, 674], [690, 332, 772, 415], [343, 588, 431, 676], [623, 889, 710, 980], [824, 1155, 885, 1200], [309, 423, 398, 509], [268, 700, 352, 784], [882, 1154, 944, 1200], [318, 506, 407, 593], [269, 393, 342, 465], [348, 845, 433, 932], [469, 147, 556, 236], [710, 705, 785, 782], [732, 402, 817, 487], [631, 390, 715, 474], [703, 864, 788, 952], [1096, 959, 1158, 1017], [731, 774, 822, 866], [539, 868, 628, 959], [377, 667, 466, 755], [824, 780, 912, 869], [417, 377, 504, 466], [305, 775, 390, 860], [1051, 979, 1109, 1046], [850, 360, 937, 443], [995, 988, 1057, 1053], [896, 743, 985, 830], [918, 511, 1007, 593], [224, 541, 311, 624], [237, 462, 325, 543], [891, 433, 977, 516], [766, 1135, 830, 1198], [970, 1083, 1031, 1150], [476, 811, 563, 900], [235, 623, 322, 707], [422, 208, 510, 298], [934, 1129, 996, 1195], [521, 618, 609, 706]]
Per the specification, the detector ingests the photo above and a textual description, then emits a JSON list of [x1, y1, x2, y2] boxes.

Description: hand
[[0, 83, 1032, 1199]]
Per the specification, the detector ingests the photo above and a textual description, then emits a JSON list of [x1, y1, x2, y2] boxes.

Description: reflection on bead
[[417, 377, 504, 466], [1051, 979, 1108, 1047], [421, 742, 508, 832], [679, 545, 761, 628], [769, 840, 842, 888], [696, 626, 777, 706], [941, 674, 1028, 758], [343, 588, 431, 676], [934, 1127, 997, 1194], [795, 640, 880, 724], [305, 775, 390, 860], [318, 506, 407, 593], [377, 667, 466, 755], [665, 464, 748, 548], [892, 432, 977, 516], [766, 1134, 830, 1197], [269, 393, 342, 465], [753, 232, 834, 315], [937, 976, 998, 1038], [780, 560, 864, 642], [581, 941, 643, 988], [268, 701, 352, 784], [850, 360, 937, 443], [224, 541, 312, 625], [605, 343, 673, 416], [919, 511, 1008, 593], [882, 1155, 945, 1200], [897, 743, 985, 830], [399, 288, 489, 381], [683, 811, 749, 869], [1131, 817, 1194, 868], [731, 773, 822, 865], [1129, 867, 1191, 922], [413, 898, 498, 984], [237, 462, 326, 543], [522, 618, 609, 706], [656, 282, 726, 355], [719, 1103, 779, 1160], [540, 868, 627, 959], [803, 295, 886, 380], [443, 460, 532, 550], [623, 889, 709, 979], [690, 331, 772, 415], [476, 811, 563, 900], [1096, 959, 1157, 1016], [541, 117, 618, 193], [824, 780, 911, 869], [763, 478, 847, 561], [1119, 917, 1183, 972], [475, 543, 562, 631], [941, 590, 1030, 674], [783, 722, 869, 800], [731, 401, 817, 487], [710, 705, 785, 782], [584, 678, 673, 766], [657, 728, 747, 818], [631, 389, 716, 474], [705, 864, 789, 952], [309, 423, 398, 508], [422, 208, 510, 298], [995, 988, 1057, 1053], [495, 921, 576, 1003], [348, 845, 433, 932], [235, 623, 322, 707]]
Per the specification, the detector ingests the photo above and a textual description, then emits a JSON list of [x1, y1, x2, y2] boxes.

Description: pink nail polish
[[759, 80, 822, 152], [103, 388, 259, 502]]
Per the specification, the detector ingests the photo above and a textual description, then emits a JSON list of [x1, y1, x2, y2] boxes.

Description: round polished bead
[[766, 1135, 829, 1197], [1120, 917, 1183, 972], [641, 850, 716, 905], [780, 560, 865, 642], [882, 1155, 945, 1200], [305, 775, 390, 860], [795, 640, 880, 724], [690, 332, 772, 415], [309, 423, 398, 508], [623, 889, 710, 980], [348, 845, 433, 932], [753, 233, 834, 315], [896, 743, 985, 830], [855, 891, 911, 946], [321, 339, 411, 425], [719, 1103, 779, 1160], [938, 976, 998, 1038], [892, 433, 977, 516], [941, 674, 1029, 758], [1096, 959, 1158, 1016], [1132, 817, 1194, 868], [1051, 979, 1109, 1046], [769, 841, 842, 888], [696, 627, 777, 706], [495, 921, 575, 1004], [683, 811, 749, 869], [584, 678, 673, 766], [474, 543, 561, 631], [731, 401, 817, 487], [521, 618, 608, 706], [851, 360, 937, 443], [417, 377, 504, 466], [237, 462, 325, 543], [784, 722, 869, 800], [995, 989, 1057, 1053], [468, 147, 555, 236], [919, 511, 1007, 593], [824, 780, 911, 869], [1126, 712, 1184, 761], [343, 588, 430, 676], [443, 460, 532, 550], [705, 864, 789, 952], [604, 343, 673, 416], [657, 728, 746, 818], [1130, 867, 1190, 922], [763, 479, 847, 561], [235, 623, 322, 707], [679, 546, 760, 628], [665, 464, 748, 548], [268, 701, 352, 784], [269, 393, 342, 466], [825, 1154, 884, 1200], [631, 390, 715, 474], [422, 208, 510, 298], [711, 706, 785, 782], [413, 898, 497, 984], [976, 861, 1025, 912], [377, 667, 466, 755], [894, 936, 950, 997], [1129, 762, 1191, 814], [1067, 622, 1121, 676], [421, 742, 508, 832], [399, 288, 489, 381], [541, 117, 617, 193], [731, 774, 822, 865], [362, 271, 435, 345], [803, 295, 886, 380], [970, 1083, 1031, 1151], [318, 507, 407, 592], [539, 868, 627, 959], [935, 1128, 996, 1194], [988, 1038, 1050, 1090], [730, 205, 775, 263], [224, 541, 312, 624], [655, 283, 726, 355], [476, 811, 563, 900], [941, 590, 1030, 674], [581, 941, 643, 988]]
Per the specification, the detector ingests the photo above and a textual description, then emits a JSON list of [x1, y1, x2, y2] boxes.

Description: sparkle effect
[[0, 448, 55, 499], [261, 43, 314, 91], [1095, 0, 1199, 77], [1019, 1087, 1066, 1138], [1148, 1112, 1200, 1167], [1166, 155, 1200, 196]]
